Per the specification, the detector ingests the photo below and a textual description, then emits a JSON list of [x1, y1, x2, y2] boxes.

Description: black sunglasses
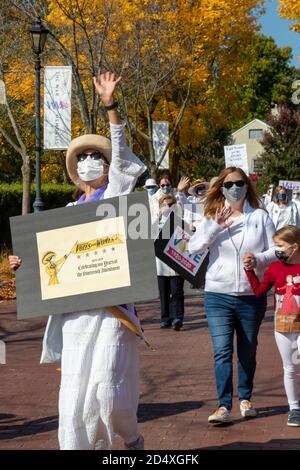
[[161, 184, 171, 188], [223, 180, 246, 189], [77, 151, 108, 163]]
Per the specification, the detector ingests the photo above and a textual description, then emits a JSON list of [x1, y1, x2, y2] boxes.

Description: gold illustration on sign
[[41, 234, 123, 286], [42, 251, 68, 285], [71, 234, 122, 254]]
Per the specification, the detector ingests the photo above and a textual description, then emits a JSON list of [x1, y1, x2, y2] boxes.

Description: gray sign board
[[10, 191, 158, 319]]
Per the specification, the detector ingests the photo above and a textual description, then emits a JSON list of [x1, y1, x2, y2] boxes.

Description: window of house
[[252, 159, 262, 174], [249, 129, 263, 139]]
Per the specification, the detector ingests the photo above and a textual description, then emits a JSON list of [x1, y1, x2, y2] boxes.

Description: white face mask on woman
[[77, 156, 107, 182], [222, 179, 247, 203], [161, 185, 172, 194], [223, 185, 247, 203]]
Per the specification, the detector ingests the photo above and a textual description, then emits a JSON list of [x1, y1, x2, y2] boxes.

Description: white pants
[[274, 331, 300, 410], [58, 311, 140, 450]]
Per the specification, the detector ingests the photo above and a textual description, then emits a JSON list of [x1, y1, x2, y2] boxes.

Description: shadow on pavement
[[0, 414, 17, 422], [138, 401, 203, 423], [253, 405, 288, 419], [197, 438, 300, 450], [0, 415, 58, 440]]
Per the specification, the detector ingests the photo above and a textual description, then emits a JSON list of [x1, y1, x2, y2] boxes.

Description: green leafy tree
[[234, 34, 299, 126], [175, 34, 298, 181], [259, 104, 300, 188]]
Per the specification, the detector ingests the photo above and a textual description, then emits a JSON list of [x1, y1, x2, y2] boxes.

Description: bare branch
[[0, 125, 22, 154]]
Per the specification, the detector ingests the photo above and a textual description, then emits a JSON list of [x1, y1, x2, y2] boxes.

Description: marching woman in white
[[267, 186, 300, 230], [9, 72, 146, 450], [154, 193, 185, 330], [149, 175, 190, 223], [188, 167, 276, 423]]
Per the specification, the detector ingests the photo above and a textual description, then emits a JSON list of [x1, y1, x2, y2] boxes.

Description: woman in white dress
[[9, 72, 146, 450]]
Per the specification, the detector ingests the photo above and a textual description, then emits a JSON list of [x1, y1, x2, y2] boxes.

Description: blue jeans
[[204, 292, 267, 410]]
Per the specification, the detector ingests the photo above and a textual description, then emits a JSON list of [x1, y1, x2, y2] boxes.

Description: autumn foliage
[[279, 0, 300, 31], [1, 0, 266, 180]]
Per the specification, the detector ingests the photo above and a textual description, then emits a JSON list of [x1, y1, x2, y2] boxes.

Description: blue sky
[[259, 0, 300, 68]]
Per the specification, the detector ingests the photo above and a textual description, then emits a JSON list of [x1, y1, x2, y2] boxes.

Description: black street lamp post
[[30, 17, 48, 212]]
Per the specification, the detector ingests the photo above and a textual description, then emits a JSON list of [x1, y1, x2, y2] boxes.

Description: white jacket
[[40, 122, 147, 363], [149, 188, 187, 221], [188, 201, 276, 295], [266, 201, 300, 229], [149, 190, 185, 276]]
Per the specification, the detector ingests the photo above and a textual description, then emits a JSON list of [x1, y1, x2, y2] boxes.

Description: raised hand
[[9, 255, 21, 271], [177, 176, 190, 193], [93, 72, 122, 106], [215, 207, 233, 229]]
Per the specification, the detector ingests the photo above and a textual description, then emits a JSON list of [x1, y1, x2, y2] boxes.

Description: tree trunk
[[59, 153, 72, 184], [150, 162, 158, 179], [21, 155, 31, 215]]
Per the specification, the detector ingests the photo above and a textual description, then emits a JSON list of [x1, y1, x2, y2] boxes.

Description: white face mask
[[77, 156, 107, 182], [161, 185, 172, 194], [147, 187, 157, 196], [223, 185, 247, 203]]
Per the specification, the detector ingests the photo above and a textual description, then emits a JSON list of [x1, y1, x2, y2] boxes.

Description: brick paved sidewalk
[[0, 294, 299, 450]]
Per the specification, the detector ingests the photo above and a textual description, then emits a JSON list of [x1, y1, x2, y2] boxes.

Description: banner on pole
[[44, 66, 72, 150], [153, 121, 169, 169]]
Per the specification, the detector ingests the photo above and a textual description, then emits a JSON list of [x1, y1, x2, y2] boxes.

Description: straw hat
[[188, 179, 208, 196], [42, 251, 56, 264], [66, 134, 112, 186]]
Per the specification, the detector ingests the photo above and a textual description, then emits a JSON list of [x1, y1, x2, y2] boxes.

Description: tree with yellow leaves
[[1, 0, 266, 187], [279, 0, 300, 31], [0, 3, 34, 213]]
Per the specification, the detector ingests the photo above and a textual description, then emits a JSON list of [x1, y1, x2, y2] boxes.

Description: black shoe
[[172, 319, 183, 331], [287, 409, 300, 426]]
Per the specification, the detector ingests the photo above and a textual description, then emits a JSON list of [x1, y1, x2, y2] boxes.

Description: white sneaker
[[208, 407, 233, 423], [125, 434, 144, 450], [240, 400, 257, 418]]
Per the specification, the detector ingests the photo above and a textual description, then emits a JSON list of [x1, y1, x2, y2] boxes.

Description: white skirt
[[58, 310, 140, 450]]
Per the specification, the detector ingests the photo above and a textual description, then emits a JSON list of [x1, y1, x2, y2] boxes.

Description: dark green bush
[[0, 183, 75, 248]]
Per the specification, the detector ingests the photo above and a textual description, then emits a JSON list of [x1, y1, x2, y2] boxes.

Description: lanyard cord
[[228, 217, 246, 254]]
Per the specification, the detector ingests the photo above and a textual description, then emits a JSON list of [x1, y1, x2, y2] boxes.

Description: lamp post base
[[33, 199, 44, 212]]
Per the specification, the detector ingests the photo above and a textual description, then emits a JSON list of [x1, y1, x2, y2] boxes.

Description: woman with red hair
[[188, 167, 276, 424]]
